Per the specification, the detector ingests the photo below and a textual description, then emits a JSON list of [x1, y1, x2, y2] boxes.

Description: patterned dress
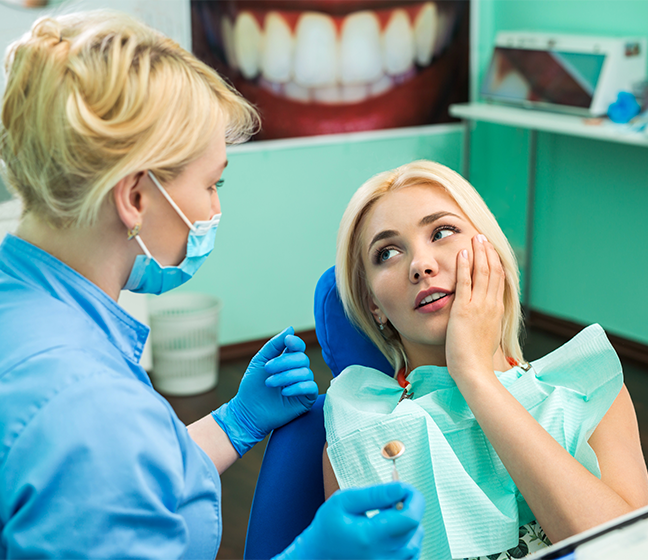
[[460, 521, 552, 560]]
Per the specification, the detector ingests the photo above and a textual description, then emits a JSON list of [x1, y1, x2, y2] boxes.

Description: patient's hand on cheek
[[445, 234, 505, 380]]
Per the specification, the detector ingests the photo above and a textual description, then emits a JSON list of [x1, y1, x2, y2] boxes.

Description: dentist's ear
[[113, 171, 148, 232]]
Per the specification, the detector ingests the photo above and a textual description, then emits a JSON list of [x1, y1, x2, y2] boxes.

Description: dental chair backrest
[[244, 266, 392, 559], [313, 265, 393, 377]]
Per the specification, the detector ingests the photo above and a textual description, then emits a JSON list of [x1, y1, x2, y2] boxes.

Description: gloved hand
[[212, 327, 318, 456], [275, 482, 425, 560]]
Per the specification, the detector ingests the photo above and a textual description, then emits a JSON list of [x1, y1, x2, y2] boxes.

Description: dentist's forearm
[[188, 414, 239, 475]]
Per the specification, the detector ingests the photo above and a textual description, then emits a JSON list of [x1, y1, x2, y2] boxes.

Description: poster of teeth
[[191, 0, 470, 141]]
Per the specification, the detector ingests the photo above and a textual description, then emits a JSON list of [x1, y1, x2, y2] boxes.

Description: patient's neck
[[405, 342, 447, 371]]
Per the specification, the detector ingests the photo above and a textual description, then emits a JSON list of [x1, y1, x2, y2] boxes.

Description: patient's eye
[[432, 225, 459, 242], [376, 247, 399, 264]]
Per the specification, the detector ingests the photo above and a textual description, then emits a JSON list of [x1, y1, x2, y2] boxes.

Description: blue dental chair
[[243, 266, 392, 559]]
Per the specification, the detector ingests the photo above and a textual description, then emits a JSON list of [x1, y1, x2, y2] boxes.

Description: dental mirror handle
[[392, 460, 403, 509]]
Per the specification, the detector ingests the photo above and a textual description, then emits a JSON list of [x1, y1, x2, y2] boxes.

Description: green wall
[[532, 135, 648, 342], [469, 0, 648, 346], [182, 127, 463, 345]]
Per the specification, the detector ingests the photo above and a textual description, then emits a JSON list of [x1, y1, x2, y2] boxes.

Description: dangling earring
[[127, 224, 141, 240], [377, 316, 385, 331]]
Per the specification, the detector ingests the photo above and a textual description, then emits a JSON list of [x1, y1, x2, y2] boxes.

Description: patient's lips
[[415, 287, 453, 313], [195, 0, 468, 139]]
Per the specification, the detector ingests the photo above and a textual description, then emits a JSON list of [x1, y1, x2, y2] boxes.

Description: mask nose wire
[[148, 171, 196, 233]]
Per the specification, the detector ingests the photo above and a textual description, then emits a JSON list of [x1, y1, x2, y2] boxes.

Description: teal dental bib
[[324, 324, 622, 560]]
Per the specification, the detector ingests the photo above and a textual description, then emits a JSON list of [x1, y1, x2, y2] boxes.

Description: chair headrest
[[313, 266, 392, 378]]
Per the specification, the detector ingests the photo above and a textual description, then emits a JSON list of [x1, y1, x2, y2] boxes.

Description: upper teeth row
[[419, 292, 445, 306], [221, 3, 455, 90]]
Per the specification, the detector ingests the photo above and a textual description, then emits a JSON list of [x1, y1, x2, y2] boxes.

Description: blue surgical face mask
[[124, 171, 221, 295]]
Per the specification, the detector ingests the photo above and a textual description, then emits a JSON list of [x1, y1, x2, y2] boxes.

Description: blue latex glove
[[608, 91, 641, 123], [212, 327, 318, 456], [275, 482, 425, 560]]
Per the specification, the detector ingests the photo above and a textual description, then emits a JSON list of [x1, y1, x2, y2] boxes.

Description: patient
[[322, 160, 648, 560]]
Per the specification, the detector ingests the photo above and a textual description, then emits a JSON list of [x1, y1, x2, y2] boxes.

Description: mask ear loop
[[132, 234, 153, 258], [148, 171, 196, 232]]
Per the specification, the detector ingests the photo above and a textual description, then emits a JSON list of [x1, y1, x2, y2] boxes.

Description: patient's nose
[[410, 253, 437, 282]]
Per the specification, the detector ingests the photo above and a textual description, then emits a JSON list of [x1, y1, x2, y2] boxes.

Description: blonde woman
[[323, 160, 648, 560], [0, 12, 424, 558]]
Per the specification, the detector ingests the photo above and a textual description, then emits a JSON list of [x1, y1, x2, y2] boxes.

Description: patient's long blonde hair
[[336, 160, 524, 371], [1, 10, 259, 229]]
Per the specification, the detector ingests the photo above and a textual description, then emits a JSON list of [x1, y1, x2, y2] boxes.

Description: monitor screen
[[480, 46, 606, 109]]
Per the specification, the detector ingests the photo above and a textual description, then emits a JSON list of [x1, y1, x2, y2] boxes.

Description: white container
[[148, 292, 222, 396]]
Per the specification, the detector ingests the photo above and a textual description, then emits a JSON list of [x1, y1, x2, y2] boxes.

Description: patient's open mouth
[[192, 0, 469, 139], [417, 291, 450, 309]]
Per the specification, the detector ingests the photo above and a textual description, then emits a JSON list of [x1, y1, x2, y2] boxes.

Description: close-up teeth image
[[192, 0, 469, 140]]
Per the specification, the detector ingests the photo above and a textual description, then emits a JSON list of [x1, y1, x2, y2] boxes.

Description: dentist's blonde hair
[[1, 10, 259, 228], [336, 160, 523, 372]]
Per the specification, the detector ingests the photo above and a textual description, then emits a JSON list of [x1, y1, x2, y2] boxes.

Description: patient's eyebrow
[[419, 211, 461, 227], [368, 229, 399, 252]]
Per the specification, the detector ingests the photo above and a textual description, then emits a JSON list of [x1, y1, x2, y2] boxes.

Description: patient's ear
[[368, 296, 383, 324]]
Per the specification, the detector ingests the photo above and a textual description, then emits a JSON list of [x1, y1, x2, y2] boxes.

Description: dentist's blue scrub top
[[0, 234, 222, 558]]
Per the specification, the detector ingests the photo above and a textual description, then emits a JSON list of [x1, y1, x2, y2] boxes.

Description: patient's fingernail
[[477, 234, 487, 243], [461, 250, 468, 259]]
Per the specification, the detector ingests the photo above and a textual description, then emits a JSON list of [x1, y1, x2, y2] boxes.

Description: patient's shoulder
[[328, 364, 395, 393], [530, 323, 622, 396]]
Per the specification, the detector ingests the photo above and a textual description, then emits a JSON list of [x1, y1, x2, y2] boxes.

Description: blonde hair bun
[[1, 10, 259, 228]]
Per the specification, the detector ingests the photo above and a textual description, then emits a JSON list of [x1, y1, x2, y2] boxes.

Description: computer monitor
[[480, 46, 606, 114], [480, 32, 647, 116]]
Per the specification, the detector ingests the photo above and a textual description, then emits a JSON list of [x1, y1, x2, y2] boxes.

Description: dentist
[[0, 10, 424, 560]]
